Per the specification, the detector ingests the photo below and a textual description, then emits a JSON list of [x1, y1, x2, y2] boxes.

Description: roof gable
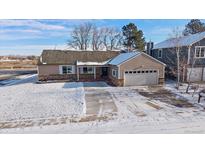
[[108, 52, 166, 66], [140, 52, 166, 66], [153, 31, 205, 49]]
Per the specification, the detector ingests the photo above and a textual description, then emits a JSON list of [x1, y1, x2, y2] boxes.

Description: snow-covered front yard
[[1, 75, 205, 133], [0, 76, 85, 121]]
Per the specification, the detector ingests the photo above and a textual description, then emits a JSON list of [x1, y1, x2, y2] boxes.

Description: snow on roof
[[108, 52, 141, 65], [153, 31, 205, 49], [77, 60, 109, 66]]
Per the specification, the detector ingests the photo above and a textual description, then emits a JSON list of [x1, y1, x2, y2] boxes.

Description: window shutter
[[59, 65, 63, 74], [72, 66, 75, 74]]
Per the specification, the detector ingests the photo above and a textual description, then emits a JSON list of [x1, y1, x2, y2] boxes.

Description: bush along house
[[151, 31, 205, 82], [37, 50, 166, 86]]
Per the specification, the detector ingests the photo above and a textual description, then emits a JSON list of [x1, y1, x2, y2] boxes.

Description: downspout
[[94, 66, 96, 79], [187, 45, 191, 65], [118, 65, 120, 79], [76, 61, 79, 81], [185, 45, 191, 82], [118, 65, 121, 86]]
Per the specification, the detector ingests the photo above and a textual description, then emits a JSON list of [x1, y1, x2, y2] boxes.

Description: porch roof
[[76, 60, 109, 66]]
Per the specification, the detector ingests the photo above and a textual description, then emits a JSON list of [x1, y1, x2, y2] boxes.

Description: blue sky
[[0, 19, 203, 55]]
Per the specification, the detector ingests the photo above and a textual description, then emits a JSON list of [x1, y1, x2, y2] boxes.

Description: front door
[[101, 67, 108, 77]]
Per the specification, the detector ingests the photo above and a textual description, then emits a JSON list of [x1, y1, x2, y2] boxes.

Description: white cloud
[[0, 44, 68, 55], [0, 20, 65, 30], [144, 26, 185, 43], [0, 20, 74, 40], [148, 27, 173, 35], [0, 29, 41, 34], [148, 26, 184, 35], [0, 29, 44, 40]]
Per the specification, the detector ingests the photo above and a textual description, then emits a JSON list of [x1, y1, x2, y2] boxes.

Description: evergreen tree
[[183, 19, 205, 36], [122, 23, 145, 51]]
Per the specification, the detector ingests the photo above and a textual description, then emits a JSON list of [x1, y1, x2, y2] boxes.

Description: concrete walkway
[[83, 82, 117, 116]]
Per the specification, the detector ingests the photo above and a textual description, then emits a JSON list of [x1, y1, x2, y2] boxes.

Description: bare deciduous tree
[[67, 22, 93, 50], [91, 26, 104, 51], [67, 23, 122, 51], [169, 27, 183, 89], [186, 58, 197, 93], [102, 27, 122, 51]]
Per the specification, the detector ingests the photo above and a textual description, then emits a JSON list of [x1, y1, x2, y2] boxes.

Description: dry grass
[[0, 60, 37, 69], [146, 101, 163, 110], [137, 89, 194, 108]]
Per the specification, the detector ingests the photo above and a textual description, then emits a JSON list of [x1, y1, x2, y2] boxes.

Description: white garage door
[[187, 67, 202, 82], [124, 69, 159, 86]]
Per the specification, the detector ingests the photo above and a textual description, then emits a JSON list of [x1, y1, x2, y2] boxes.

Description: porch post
[[94, 66, 96, 79], [77, 66, 79, 81]]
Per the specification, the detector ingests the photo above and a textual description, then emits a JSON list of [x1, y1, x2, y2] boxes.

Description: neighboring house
[[37, 50, 165, 86], [151, 32, 205, 82]]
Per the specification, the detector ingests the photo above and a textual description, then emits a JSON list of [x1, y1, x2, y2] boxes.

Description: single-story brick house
[[37, 50, 166, 86]]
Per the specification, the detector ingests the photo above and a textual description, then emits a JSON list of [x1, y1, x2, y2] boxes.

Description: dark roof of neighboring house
[[38, 50, 120, 65], [153, 31, 205, 49]]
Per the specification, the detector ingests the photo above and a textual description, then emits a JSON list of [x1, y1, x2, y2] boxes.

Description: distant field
[[0, 58, 37, 81], [0, 59, 37, 69]]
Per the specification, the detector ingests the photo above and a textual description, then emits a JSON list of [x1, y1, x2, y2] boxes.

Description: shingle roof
[[153, 31, 205, 49], [108, 52, 141, 65], [38, 50, 120, 65]]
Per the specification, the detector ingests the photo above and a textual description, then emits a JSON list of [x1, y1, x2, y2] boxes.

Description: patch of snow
[[5, 74, 37, 86], [153, 31, 205, 49], [77, 60, 109, 66], [0, 76, 85, 122], [108, 52, 140, 65], [2, 80, 205, 133], [0, 59, 19, 62], [165, 80, 205, 108]]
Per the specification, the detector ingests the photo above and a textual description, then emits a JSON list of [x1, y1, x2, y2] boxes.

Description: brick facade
[[38, 74, 77, 81], [107, 66, 124, 86]]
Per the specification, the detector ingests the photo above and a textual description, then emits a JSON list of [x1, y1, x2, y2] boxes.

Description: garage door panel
[[187, 68, 202, 82], [124, 70, 158, 86]]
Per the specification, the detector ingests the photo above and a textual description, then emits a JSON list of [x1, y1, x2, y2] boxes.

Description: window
[[62, 66, 73, 74], [195, 46, 205, 58], [112, 69, 118, 78], [81, 67, 94, 74], [201, 48, 205, 57], [158, 49, 162, 58]]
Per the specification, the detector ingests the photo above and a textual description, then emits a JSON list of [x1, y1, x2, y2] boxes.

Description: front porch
[[76, 65, 109, 82]]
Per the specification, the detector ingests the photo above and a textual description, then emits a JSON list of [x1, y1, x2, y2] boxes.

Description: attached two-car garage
[[124, 69, 159, 86], [108, 52, 166, 86]]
